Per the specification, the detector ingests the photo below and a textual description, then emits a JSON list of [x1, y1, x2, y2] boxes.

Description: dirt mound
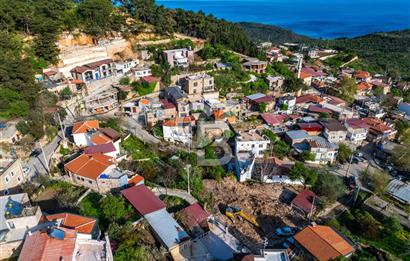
[[203, 177, 307, 252]]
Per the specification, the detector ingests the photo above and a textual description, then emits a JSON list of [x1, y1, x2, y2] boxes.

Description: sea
[[156, 0, 410, 39]]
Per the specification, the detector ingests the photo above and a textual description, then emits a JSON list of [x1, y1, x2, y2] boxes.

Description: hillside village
[[1, 9, 410, 261]]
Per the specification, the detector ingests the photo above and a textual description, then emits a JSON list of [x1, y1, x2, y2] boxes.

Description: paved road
[[151, 186, 197, 204], [27, 135, 62, 177], [122, 117, 160, 144]]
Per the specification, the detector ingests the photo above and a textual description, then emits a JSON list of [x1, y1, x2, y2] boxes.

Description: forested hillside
[[239, 22, 311, 44], [0, 0, 260, 124], [240, 22, 410, 79]]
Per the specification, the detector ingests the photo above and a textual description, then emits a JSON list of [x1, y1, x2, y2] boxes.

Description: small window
[[17, 177, 21, 182], [7, 221, 15, 229], [5, 176, 9, 183], [88, 180, 92, 184], [10, 171, 15, 177]]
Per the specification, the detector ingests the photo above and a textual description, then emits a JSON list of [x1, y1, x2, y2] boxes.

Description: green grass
[[159, 195, 189, 213]]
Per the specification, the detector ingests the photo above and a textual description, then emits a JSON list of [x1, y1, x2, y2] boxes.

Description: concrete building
[[0, 158, 26, 195], [162, 48, 194, 68], [162, 116, 196, 144], [344, 118, 368, 144], [242, 58, 267, 74], [0, 193, 42, 260], [235, 130, 270, 182], [64, 154, 127, 194], [84, 88, 119, 114], [181, 74, 215, 95], [320, 118, 347, 143], [132, 64, 152, 80], [114, 59, 139, 75], [70, 59, 114, 82]]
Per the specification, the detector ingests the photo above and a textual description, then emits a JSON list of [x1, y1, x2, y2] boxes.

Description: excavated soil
[[203, 177, 308, 252]]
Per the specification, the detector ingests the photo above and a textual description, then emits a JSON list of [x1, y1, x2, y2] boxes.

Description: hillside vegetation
[[240, 22, 410, 78]]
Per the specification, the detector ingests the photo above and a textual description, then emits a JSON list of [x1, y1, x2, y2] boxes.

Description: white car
[[22, 166, 31, 176]]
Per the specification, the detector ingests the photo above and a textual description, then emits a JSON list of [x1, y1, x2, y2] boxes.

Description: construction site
[[203, 177, 309, 253]]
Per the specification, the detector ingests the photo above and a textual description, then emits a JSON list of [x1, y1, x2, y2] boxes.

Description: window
[[10, 171, 15, 177], [193, 82, 198, 87], [17, 177, 21, 182], [259, 144, 263, 148], [4, 176, 9, 183], [88, 180, 93, 184]]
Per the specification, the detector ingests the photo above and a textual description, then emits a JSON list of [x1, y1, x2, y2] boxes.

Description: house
[[386, 179, 410, 205], [291, 190, 318, 217], [43, 213, 99, 240], [252, 157, 301, 185], [162, 116, 196, 144], [295, 94, 324, 108], [18, 224, 113, 261], [141, 76, 161, 92], [296, 122, 323, 135], [362, 117, 396, 142], [320, 118, 347, 143], [114, 59, 139, 75], [132, 64, 152, 79], [260, 113, 287, 128], [323, 95, 347, 107], [284, 130, 310, 145], [70, 59, 114, 82], [306, 105, 332, 116], [354, 70, 371, 82], [266, 76, 284, 96], [242, 58, 267, 74], [244, 93, 275, 111], [64, 153, 128, 194], [356, 82, 372, 95], [163, 86, 190, 117], [370, 79, 391, 94], [299, 71, 313, 86], [180, 74, 215, 95], [162, 48, 194, 68], [303, 136, 338, 164], [83, 142, 118, 158], [204, 99, 226, 118], [0, 193, 42, 260], [121, 185, 192, 261], [235, 130, 270, 182], [177, 203, 210, 235], [72, 120, 100, 147], [0, 158, 26, 195], [322, 103, 355, 120], [293, 225, 355, 261], [277, 95, 296, 113], [42, 70, 85, 96], [0, 122, 23, 144], [344, 118, 368, 144]]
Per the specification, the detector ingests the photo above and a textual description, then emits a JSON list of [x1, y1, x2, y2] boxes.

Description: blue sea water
[[157, 0, 410, 39]]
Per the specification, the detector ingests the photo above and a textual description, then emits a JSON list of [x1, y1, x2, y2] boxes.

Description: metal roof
[[144, 208, 190, 250], [386, 179, 410, 204], [122, 185, 166, 215], [246, 93, 266, 101], [285, 130, 310, 141]]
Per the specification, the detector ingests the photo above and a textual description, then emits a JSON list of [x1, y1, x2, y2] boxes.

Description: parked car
[[30, 149, 41, 157], [274, 227, 298, 237]]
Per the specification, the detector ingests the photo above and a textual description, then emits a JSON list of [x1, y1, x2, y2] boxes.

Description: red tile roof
[[142, 76, 160, 83], [18, 227, 77, 261], [44, 213, 97, 235], [363, 117, 392, 133], [354, 70, 370, 79], [357, 82, 372, 91], [121, 185, 166, 215], [84, 142, 116, 155], [179, 203, 210, 229], [345, 118, 368, 129], [71, 59, 113, 74], [294, 225, 355, 261], [299, 71, 312, 80], [64, 153, 114, 180], [296, 94, 324, 104], [307, 105, 332, 114], [91, 133, 112, 145], [297, 123, 323, 132], [261, 113, 287, 126], [160, 99, 176, 109], [72, 120, 99, 134], [163, 116, 195, 127], [128, 174, 145, 186], [291, 190, 317, 214]]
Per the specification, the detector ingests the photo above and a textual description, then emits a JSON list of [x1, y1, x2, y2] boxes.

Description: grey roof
[[246, 93, 266, 101], [386, 179, 410, 204], [309, 136, 338, 149], [285, 130, 310, 141], [164, 86, 187, 101], [144, 209, 190, 250], [320, 118, 347, 132]]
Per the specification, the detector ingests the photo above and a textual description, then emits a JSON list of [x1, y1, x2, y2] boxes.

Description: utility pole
[[56, 111, 65, 140], [39, 141, 50, 174], [186, 164, 191, 195], [345, 153, 354, 177]]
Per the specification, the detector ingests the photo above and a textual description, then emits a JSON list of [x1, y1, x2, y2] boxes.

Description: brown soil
[[203, 177, 308, 252]]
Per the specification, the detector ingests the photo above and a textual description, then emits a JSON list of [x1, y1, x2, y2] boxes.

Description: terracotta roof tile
[[91, 133, 112, 145], [44, 213, 97, 234], [163, 116, 195, 127], [128, 174, 145, 186], [296, 94, 323, 104], [72, 120, 99, 134], [294, 225, 354, 261], [64, 153, 114, 180]]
